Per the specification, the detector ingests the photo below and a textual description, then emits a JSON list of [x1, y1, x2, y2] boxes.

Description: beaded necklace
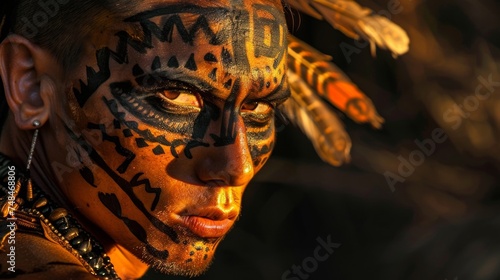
[[0, 153, 120, 279]]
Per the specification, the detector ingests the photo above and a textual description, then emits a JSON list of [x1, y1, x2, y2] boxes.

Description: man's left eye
[[242, 102, 272, 114]]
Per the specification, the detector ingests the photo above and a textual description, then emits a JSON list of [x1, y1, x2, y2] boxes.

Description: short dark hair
[[0, 0, 135, 130], [0, 1, 17, 129]]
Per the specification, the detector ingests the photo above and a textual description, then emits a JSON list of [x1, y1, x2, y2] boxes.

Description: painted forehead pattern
[[74, 1, 287, 107]]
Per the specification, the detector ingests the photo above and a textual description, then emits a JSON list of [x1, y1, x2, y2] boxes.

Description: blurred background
[[145, 0, 500, 279]]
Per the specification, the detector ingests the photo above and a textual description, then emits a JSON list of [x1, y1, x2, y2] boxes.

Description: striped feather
[[282, 71, 352, 166], [288, 35, 384, 128]]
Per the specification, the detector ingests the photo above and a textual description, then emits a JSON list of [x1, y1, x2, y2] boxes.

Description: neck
[[71, 204, 150, 279], [108, 245, 149, 280], [0, 116, 150, 279]]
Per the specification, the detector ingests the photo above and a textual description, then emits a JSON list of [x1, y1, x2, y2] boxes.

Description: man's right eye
[[139, 79, 204, 115], [158, 90, 202, 110]]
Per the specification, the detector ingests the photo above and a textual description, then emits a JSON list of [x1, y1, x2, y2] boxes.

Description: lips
[[180, 216, 234, 238], [176, 208, 238, 239]]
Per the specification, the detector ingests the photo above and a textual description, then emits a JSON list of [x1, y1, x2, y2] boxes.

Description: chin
[[133, 235, 223, 277]]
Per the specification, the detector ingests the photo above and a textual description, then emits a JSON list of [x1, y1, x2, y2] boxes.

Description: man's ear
[[0, 34, 61, 130]]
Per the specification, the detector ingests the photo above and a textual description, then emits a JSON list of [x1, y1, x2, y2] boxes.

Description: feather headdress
[[283, 71, 352, 166], [284, 0, 410, 166], [286, 0, 410, 57]]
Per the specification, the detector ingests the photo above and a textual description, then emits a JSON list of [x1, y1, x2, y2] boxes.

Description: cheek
[[68, 86, 186, 163], [248, 132, 275, 172]]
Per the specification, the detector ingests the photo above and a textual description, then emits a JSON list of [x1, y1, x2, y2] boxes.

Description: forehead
[[103, 0, 288, 100]]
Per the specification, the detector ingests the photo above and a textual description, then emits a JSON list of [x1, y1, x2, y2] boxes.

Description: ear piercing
[[0, 120, 42, 216], [24, 120, 41, 202]]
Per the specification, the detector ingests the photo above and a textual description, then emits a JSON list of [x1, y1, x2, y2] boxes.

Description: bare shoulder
[[0, 231, 97, 279]]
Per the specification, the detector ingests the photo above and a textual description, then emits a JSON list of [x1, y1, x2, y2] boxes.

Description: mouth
[[175, 208, 238, 239]]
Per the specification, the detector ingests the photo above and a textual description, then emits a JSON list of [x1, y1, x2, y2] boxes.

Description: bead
[[89, 256, 104, 270], [40, 206, 50, 215], [103, 256, 111, 264], [64, 228, 79, 241], [71, 236, 84, 246], [0, 201, 10, 217], [79, 239, 92, 255], [15, 197, 24, 206], [49, 208, 68, 222], [86, 252, 97, 260], [59, 222, 69, 231], [26, 179, 33, 202], [97, 269, 107, 276], [54, 217, 66, 227]]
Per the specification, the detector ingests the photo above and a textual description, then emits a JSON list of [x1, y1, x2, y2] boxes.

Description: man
[[0, 0, 289, 279]]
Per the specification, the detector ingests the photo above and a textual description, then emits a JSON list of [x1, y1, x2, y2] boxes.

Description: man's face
[[50, 0, 288, 275]]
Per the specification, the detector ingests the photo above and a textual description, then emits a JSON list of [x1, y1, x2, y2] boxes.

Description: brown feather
[[287, 0, 410, 57], [283, 71, 352, 166]]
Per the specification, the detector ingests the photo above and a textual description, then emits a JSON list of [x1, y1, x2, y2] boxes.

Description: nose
[[196, 117, 254, 187]]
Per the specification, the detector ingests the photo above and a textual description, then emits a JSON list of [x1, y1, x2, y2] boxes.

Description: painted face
[[49, 0, 288, 276]]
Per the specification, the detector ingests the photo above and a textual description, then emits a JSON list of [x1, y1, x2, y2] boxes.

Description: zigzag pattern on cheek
[[64, 125, 180, 243]]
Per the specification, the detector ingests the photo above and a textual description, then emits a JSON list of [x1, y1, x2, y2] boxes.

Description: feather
[[288, 35, 384, 128], [286, 0, 410, 57], [282, 70, 352, 166]]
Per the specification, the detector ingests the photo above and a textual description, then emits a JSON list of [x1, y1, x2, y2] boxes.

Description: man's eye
[[242, 102, 272, 114], [157, 90, 202, 109]]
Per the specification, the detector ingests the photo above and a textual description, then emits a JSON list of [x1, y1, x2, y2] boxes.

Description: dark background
[[146, 0, 500, 279]]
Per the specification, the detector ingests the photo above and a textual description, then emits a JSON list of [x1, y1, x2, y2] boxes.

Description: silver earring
[[0, 120, 41, 216], [25, 120, 41, 202]]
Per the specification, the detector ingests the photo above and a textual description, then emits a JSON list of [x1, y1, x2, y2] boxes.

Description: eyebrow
[[125, 4, 229, 22], [184, 76, 290, 106], [146, 71, 215, 93]]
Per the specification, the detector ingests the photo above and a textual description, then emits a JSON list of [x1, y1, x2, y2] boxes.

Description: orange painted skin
[[0, 0, 289, 278]]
